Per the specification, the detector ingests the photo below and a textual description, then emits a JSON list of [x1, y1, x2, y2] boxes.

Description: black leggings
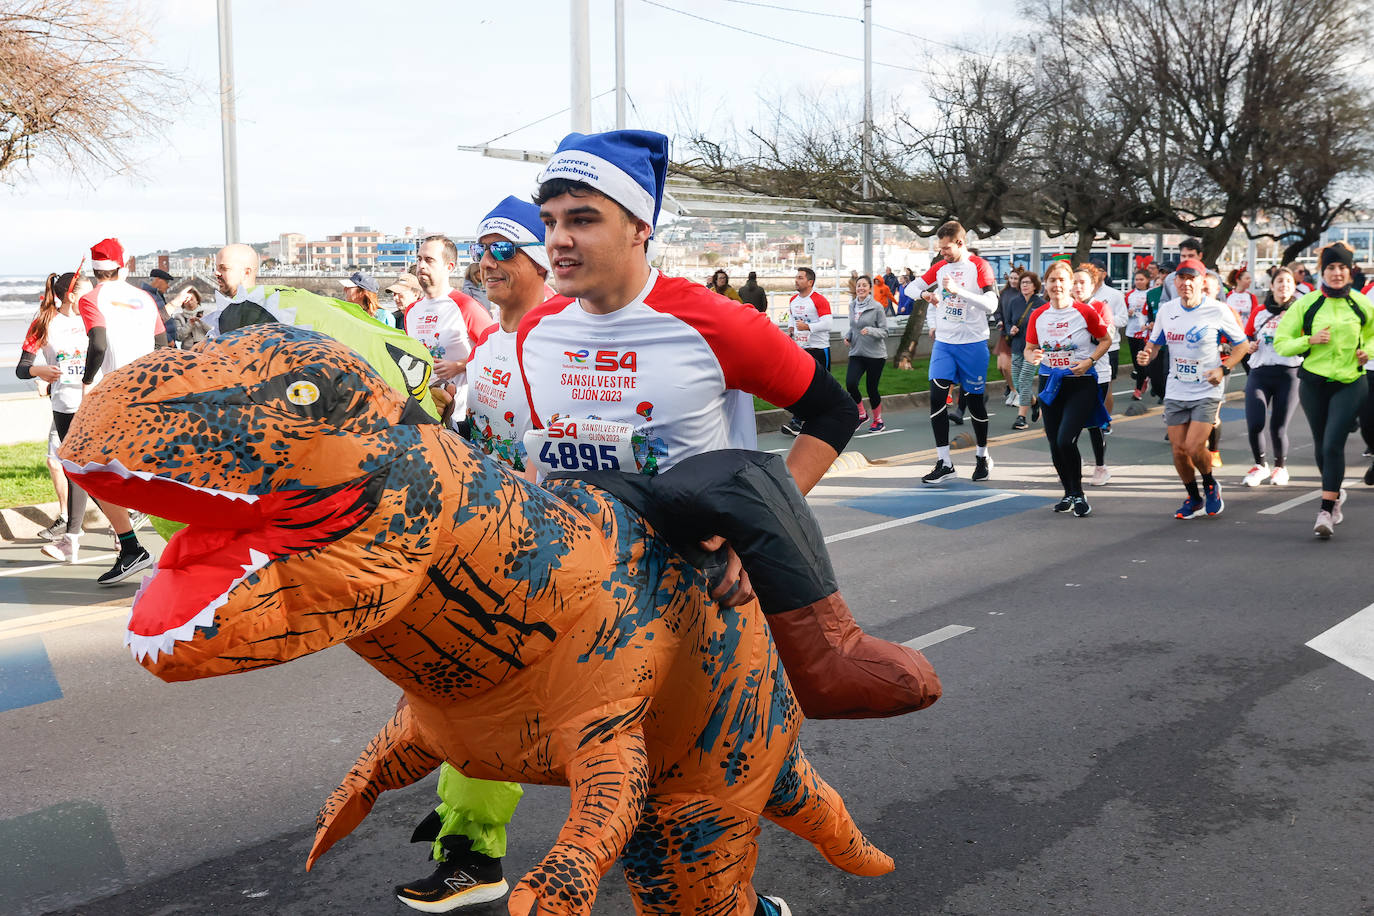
[[52, 411, 90, 537], [1245, 365, 1300, 467], [1039, 375, 1099, 497], [930, 379, 987, 448], [845, 356, 885, 409], [1087, 381, 1108, 466], [1359, 370, 1374, 455], [1131, 340, 1166, 398], [1297, 370, 1367, 492]]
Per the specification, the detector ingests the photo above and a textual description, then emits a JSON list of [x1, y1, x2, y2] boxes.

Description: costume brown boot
[[766, 593, 941, 720]]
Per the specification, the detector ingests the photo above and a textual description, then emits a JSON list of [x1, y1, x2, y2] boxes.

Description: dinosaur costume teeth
[[61, 325, 899, 915]]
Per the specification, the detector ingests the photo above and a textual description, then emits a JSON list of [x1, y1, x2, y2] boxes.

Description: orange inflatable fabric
[[60, 325, 897, 915]]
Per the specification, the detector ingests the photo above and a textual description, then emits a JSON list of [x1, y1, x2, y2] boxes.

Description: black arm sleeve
[[83, 328, 107, 385], [15, 349, 36, 380], [783, 359, 856, 454]]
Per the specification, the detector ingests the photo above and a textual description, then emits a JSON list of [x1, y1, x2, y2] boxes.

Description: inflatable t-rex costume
[[60, 326, 912, 915]]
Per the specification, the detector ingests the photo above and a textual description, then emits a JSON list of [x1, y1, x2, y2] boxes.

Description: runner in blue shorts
[[903, 220, 999, 485]]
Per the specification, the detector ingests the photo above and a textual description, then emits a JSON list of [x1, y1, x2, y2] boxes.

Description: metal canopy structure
[[456, 144, 891, 226]]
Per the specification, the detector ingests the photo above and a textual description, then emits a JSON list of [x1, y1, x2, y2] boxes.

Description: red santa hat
[[89, 238, 126, 271]]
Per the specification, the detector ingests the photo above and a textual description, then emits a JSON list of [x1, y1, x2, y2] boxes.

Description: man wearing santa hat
[[75, 237, 167, 584]]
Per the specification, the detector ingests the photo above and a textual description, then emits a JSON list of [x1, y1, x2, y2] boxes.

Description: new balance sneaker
[[96, 548, 152, 586], [1090, 465, 1111, 487], [1175, 497, 1205, 520], [39, 516, 68, 541], [1314, 509, 1334, 540], [922, 460, 957, 486], [1071, 495, 1092, 517], [41, 533, 79, 563], [757, 896, 793, 916], [868, 420, 886, 432], [1271, 466, 1290, 486], [395, 836, 508, 912], [1012, 415, 1028, 430], [780, 418, 804, 437], [1204, 481, 1224, 516], [1242, 464, 1269, 487], [1053, 495, 1074, 513], [972, 455, 993, 481]]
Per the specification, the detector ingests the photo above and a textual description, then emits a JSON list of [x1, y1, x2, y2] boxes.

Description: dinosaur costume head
[[60, 325, 444, 676]]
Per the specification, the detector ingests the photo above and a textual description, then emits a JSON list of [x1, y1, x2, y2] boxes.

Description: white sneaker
[[1090, 465, 1111, 486], [1270, 466, 1289, 486], [1004, 389, 1017, 406], [1314, 509, 1334, 539], [1242, 464, 1269, 487], [41, 534, 79, 563], [1335, 488, 1347, 524], [761, 897, 793, 916]]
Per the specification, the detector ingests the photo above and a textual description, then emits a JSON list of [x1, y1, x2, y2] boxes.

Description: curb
[[755, 382, 1013, 434], [0, 502, 108, 542]]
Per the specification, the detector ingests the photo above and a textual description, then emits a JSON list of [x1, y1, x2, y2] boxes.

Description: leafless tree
[[0, 0, 184, 183]]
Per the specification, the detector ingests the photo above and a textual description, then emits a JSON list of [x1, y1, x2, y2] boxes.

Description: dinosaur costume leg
[[507, 726, 650, 916], [621, 794, 763, 915]]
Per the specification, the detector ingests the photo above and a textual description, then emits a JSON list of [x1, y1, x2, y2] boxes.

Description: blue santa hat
[[538, 129, 669, 231], [476, 196, 549, 272]]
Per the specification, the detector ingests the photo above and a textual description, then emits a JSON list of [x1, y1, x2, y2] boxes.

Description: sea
[[1, 276, 46, 395]]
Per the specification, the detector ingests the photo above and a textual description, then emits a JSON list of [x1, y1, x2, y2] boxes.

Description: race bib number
[[524, 418, 637, 475], [1044, 346, 1075, 370], [57, 355, 85, 382], [1174, 357, 1200, 379]]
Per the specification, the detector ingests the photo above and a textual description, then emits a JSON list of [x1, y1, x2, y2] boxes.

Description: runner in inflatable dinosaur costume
[[59, 325, 909, 915]]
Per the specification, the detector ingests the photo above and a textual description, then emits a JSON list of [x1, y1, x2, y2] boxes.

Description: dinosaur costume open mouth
[[62, 458, 385, 663]]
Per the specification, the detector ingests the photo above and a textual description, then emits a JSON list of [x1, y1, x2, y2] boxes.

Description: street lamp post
[[216, 0, 240, 245]]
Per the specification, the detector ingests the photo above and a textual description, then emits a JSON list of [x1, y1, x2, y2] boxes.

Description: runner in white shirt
[[780, 267, 833, 436], [903, 220, 999, 484], [76, 238, 164, 585], [17, 271, 99, 561], [1124, 270, 1155, 400], [1089, 264, 1127, 427], [1073, 266, 1113, 486], [407, 236, 475, 418], [1137, 259, 1251, 520], [521, 127, 938, 724], [1240, 268, 1302, 487]]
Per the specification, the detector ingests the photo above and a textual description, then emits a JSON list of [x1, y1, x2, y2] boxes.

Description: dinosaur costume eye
[[253, 368, 373, 426]]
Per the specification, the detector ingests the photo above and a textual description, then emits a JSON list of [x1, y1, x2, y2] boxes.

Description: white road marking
[[853, 427, 904, 438], [0, 552, 117, 578], [824, 493, 1017, 544], [1307, 602, 1374, 683], [904, 625, 974, 650], [1258, 490, 1321, 515], [0, 604, 129, 642]]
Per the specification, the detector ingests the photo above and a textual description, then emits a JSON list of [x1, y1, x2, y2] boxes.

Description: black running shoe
[[1053, 496, 1073, 513], [1071, 495, 1092, 517], [1012, 416, 1028, 430], [97, 548, 152, 586], [395, 836, 509, 912], [1031, 400, 1041, 422], [922, 460, 956, 486], [1365, 463, 1374, 486], [948, 410, 965, 426], [972, 455, 992, 481], [780, 418, 803, 437]]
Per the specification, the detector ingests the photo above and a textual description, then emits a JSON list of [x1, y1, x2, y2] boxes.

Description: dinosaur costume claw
[[62, 326, 907, 913]]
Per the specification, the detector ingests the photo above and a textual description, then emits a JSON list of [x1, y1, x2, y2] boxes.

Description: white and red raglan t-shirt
[[1226, 290, 1259, 324], [786, 291, 832, 350], [78, 279, 164, 373], [516, 270, 817, 476], [906, 255, 997, 344], [466, 322, 535, 472], [449, 289, 497, 347], [1025, 302, 1110, 375], [406, 293, 474, 405]]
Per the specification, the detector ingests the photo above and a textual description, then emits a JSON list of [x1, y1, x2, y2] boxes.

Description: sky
[[0, 0, 1018, 274]]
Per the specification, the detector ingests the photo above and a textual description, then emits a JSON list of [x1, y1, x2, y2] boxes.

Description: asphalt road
[[4, 384, 1373, 916]]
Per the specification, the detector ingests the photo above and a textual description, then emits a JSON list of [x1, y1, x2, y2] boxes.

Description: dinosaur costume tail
[[764, 743, 895, 877]]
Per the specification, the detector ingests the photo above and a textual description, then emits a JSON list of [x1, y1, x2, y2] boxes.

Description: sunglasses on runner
[[468, 240, 540, 262]]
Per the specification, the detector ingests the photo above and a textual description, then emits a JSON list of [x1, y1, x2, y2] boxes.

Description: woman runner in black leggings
[[1241, 268, 1302, 487], [1024, 260, 1112, 517], [1273, 243, 1374, 539]]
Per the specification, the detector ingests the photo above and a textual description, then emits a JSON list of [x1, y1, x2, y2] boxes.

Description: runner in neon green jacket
[[1271, 242, 1374, 538]]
